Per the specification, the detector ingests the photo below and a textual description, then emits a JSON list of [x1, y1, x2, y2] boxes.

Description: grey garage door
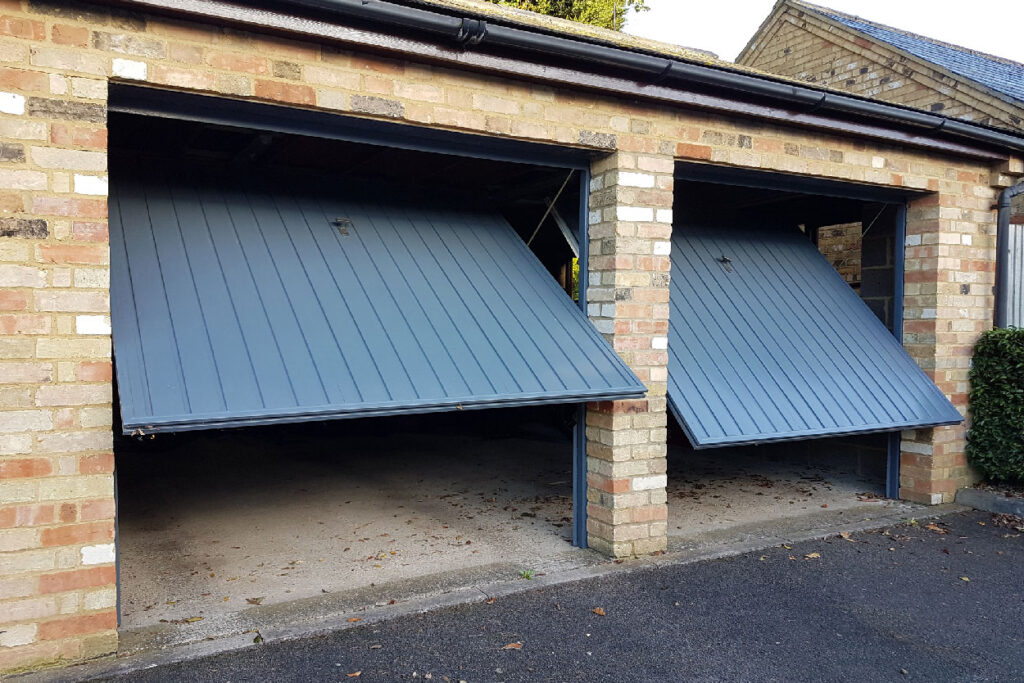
[[667, 221, 962, 448], [109, 165, 645, 434]]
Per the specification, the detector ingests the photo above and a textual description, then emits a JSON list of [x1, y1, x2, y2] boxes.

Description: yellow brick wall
[[0, 0, 1014, 672], [740, 7, 1023, 132]]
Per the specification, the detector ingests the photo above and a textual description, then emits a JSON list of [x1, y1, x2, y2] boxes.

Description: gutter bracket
[[805, 92, 828, 114], [456, 18, 488, 47], [650, 60, 675, 85]]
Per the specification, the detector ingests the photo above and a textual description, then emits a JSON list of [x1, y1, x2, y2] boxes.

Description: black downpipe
[[995, 182, 1024, 327], [270, 0, 1024, 153]]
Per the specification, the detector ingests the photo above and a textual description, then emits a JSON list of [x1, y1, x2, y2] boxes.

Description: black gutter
[[272, 0, 1024, 154], [995, 182, 1024, 327]]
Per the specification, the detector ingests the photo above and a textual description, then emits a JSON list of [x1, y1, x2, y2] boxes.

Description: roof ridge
[[790, 0, 1024, 69]]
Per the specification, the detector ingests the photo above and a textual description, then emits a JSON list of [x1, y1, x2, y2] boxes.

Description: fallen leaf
[[185, 616, 203, 623], [839, 531, 854, 542], [960, 576, 970, 582], [164, 600, 177, 605], [246, 597, 264, 605], [370, 644, 382, 650], [759, 555, 768, 561], [347, 672, 362, 678], [347, 618, 362, 623], [502, 642, 523, 650], [804, 552, 821, 560], [924, 523, 948, 534], [486, 598, 497, 605], [592, 607, 606, 616]]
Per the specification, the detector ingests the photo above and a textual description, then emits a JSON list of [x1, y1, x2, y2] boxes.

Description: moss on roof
[[401, 0, 748, 71]]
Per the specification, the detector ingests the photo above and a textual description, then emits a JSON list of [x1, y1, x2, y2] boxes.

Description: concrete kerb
[[955, 488, 1024, 517], [13, 503, 967, 683]]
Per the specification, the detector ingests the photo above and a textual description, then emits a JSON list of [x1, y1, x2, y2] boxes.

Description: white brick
[[112, 58, 147, 81], [901, 441, 934, 455], [588, 210, 602, 225], [0, 410, 53, 433], [0, 91, 25, 115], [652, 336, 668, 350], [587, 303, 601, 317], [589, 176, 604, 192], [618, 171, 655, 188], [905, 234, 922, 246], [73, 174, 108, 196], [83, 587, 117, 610], [871, 156, 885, 169], [601, 303, 616, 317], [653, 241, 671, 256], [0, 623, 36, 648], [616, 206, 654, 222], [961, 234, 972, 246], [75, 315, 111, 335], [655, 209, 673, 224], [81, 543, 115, 566], [632, 474, 667, 491]]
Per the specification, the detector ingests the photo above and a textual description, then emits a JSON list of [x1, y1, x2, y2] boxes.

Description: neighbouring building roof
[[810, 3, 1024, 105]]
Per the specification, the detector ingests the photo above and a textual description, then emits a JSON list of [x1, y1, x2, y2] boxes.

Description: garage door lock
[[331, 217, 353, 236]]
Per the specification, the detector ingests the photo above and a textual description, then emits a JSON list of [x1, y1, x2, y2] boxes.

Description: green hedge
[[967, 327, 1024, 481]]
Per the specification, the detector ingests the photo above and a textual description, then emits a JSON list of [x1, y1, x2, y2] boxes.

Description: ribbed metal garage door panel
[[110, 167, 645, 433], [667, 222, 962, 448]]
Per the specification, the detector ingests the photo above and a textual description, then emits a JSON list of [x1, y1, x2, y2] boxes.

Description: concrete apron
[[18, 427, 944, 681]]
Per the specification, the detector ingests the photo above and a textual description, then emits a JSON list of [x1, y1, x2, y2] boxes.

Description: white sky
[[623, 0, 1024, 63]]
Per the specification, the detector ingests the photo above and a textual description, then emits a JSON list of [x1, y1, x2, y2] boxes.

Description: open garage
[[106, 88, 643, 636], [664, 165, 961, 540]]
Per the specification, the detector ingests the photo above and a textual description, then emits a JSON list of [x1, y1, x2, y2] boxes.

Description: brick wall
[[0, 0, 1015, 672], [817, 222, 861, 285], [739, 5, 1023, 132]]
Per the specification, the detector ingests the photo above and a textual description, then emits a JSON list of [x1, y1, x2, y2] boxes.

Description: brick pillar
[[584, 151, 674, 557], [899, 166, 1000, 503], [0, 67, 117, 671]]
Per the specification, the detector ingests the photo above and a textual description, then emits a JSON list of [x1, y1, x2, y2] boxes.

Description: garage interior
[[107, 91, 957, 640]]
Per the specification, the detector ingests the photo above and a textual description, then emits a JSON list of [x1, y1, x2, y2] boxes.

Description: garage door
[[109, 165, 645, 434], [667, 221, 962, 448]]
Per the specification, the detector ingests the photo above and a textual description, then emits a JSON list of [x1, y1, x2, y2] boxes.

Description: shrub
[[967, 328, 1024, 481]]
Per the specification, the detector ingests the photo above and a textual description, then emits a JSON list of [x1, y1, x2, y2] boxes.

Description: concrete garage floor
[[115, 415, 902, 652], [667, 439, 890, 545], [116, 420, 578, 632]]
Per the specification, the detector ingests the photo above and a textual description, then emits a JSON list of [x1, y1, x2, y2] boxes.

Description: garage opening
[[107, 90, 643, 635], [666, 164, 961, 541]]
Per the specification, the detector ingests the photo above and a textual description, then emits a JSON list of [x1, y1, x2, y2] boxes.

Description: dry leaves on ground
[[592, 607, 606, 616], [804, 552, 821, 560], [246, 597, 264, 605], [924, 523, 948, 534], [503, 642, 523, 650]]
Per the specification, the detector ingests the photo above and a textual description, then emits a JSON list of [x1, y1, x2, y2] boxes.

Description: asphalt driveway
[[92, 509, 1023, 682]]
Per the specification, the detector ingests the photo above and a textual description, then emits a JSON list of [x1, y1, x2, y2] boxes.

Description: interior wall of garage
[[0, 0, 1016, 673]]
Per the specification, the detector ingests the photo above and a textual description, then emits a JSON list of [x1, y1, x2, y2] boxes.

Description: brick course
[[0, 0, 1016, 672]]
